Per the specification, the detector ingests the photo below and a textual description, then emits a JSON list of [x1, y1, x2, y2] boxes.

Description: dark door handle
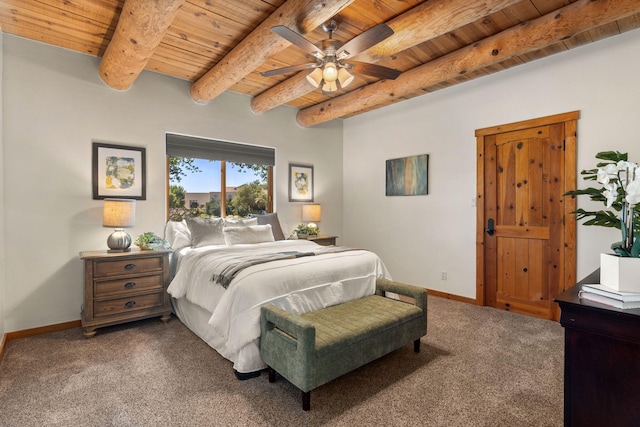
[[485, 218, 495, 236]]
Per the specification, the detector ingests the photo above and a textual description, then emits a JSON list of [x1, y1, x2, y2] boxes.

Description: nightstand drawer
[[93, 256, 163, 278], [94, 274, 164, 297], [94, 292, 163, 317]]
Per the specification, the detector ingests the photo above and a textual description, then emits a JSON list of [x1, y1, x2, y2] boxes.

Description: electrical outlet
[[441, 272, 447, 281]]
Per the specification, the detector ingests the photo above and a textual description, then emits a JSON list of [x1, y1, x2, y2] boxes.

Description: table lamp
[[103, 198, 136, 252], [302, 204, 321, 230]]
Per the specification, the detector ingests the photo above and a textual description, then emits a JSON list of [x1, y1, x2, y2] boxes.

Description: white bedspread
[[167, 239, 390, 373]]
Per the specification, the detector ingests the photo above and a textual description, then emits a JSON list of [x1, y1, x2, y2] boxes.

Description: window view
[[168, 157, 271, 220]]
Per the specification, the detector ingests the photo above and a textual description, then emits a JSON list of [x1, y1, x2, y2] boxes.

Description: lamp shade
[[306, 68, 323, 87], [103, 199, 136, 228], [302, 204, 321, 222], [338, 68, 354, 89], [322, 80, 337, 92]]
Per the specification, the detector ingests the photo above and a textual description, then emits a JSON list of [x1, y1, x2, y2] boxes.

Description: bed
[[164, 214, 390, 375]]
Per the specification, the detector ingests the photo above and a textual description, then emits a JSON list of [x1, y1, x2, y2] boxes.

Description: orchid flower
[[596, 168, 610, 185], [603, 182, 618, 208], [626, 179, 640, 206]]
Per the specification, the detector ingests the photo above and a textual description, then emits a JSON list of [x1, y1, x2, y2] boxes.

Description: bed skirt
[[171, 297, 266, 377]]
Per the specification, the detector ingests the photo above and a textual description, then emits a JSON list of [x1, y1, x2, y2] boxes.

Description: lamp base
[[107, 229, 132, 252]]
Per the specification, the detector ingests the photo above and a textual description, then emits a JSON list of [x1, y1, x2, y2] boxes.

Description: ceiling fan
[[261, 20, 401, 93]]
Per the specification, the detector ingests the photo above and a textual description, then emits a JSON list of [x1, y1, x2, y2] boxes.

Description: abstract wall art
[[385, 154, 429, 196]]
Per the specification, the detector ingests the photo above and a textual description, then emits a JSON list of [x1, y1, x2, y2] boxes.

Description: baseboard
[[5, 320, 81, 341], [0, 332, 7, 363], [0, 320, 81, 368], [426, 288, 476, 305]]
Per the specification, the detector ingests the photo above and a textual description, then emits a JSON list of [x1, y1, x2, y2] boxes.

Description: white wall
[[1, 35, 343, 332], [343, 29, 640, 298]]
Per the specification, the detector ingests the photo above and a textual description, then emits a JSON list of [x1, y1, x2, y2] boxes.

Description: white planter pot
[[600, 253, 640, 292]]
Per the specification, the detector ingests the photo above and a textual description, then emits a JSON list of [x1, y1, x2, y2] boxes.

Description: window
[[166, 133, 274, 220]]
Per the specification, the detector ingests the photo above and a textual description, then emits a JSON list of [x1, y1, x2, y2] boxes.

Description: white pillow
[[186, 217, 225, 247], [223, 217, 258, 227], [164, 220, 192, 250], [250, 213, 286, 241], [223, 224, 275, 245]]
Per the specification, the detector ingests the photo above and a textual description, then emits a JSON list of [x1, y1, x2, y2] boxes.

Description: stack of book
[[579, 284, 640, 309]]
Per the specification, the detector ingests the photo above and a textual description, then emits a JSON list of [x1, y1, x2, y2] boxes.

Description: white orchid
[[603, 182, 618, 207], [597, 168, 611, 184], [626, 178, 640, 205], [565, 151, 640, 257]]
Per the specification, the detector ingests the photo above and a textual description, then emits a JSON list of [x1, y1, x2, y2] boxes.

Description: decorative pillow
[[223, 217, 258, 227], [249, 212, 285, 241], [164, 220, 192, 250], [186, 217, 225, 247], [223, 224, 275, 245]]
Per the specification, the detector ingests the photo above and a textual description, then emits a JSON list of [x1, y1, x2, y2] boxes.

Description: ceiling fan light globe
[[306, 68, 323, 88], [322, 62, 338, 83], [337, 68, 354, 89]]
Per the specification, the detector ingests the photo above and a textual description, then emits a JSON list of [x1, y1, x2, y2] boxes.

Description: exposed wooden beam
[[250, 0, 521, 114], [189, 0, 355, 104], [296, 0, 640, 127], [99, 0, 185, 90]]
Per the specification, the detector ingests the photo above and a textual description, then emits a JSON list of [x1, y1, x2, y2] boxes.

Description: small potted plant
[[307, 223, 320, 236], [134, 232, 171, 251], [295, 223, 320, 239], [564, 151, 640, 291], [295, 224, 309, 239]]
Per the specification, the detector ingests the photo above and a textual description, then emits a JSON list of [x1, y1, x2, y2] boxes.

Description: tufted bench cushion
[[260, 278, 427, 410]]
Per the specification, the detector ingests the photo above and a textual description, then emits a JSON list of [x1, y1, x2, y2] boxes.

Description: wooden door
[[476, 112, 578, 321]]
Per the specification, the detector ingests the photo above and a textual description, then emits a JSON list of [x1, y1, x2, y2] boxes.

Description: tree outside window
[[168, 157, 271, 220]]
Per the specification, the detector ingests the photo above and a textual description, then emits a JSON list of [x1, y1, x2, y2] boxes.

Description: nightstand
[[80, 249, 171, 338], [307, 235, 338, 246]]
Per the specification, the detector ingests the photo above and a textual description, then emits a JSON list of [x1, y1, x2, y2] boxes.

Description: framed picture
[[386, 154, 429, 196], [93, 142, 146, 200], [289, 163, 314, 202]]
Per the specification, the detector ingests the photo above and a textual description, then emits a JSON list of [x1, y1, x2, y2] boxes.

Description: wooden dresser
[[555, 269, 640, 427], [80, 249, 171, 337], [307, 235, 338, 246]]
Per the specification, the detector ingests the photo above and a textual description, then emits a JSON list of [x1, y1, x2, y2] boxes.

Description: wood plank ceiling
[[1, 0, 639, 127]]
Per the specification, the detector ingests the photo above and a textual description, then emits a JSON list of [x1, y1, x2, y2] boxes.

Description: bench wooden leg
[[268, 366, 276, 383], [302, 391, 310, 411], [414, 339, 420, 353]]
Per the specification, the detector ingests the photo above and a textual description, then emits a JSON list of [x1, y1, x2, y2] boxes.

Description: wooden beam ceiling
[[296, 0, 640, 127], [100, 0, 186, 90], [189, 0, 355, 103], [250, 0, 522, 114], [1, 0, 639, 125]]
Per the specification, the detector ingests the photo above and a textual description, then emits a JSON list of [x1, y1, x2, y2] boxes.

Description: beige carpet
[[0, 296, 564, 426]]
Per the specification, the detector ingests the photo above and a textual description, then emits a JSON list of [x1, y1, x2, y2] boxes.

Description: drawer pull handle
[[124, 282, 136, 289], [125, 301, 136, 308], [124, 264, 136, 270]]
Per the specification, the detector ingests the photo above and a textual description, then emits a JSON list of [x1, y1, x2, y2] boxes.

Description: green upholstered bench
[[260, 278, 428, 411]]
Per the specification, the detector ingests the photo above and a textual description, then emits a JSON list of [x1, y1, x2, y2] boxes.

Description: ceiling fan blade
[[260, 63, 318, 77], [346, 61, 401, 80], [336, 23, 394, 59], [271, 26, 324, 59]]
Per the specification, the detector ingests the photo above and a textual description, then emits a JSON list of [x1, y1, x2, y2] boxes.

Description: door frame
[[475, 111, 579, 320]]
